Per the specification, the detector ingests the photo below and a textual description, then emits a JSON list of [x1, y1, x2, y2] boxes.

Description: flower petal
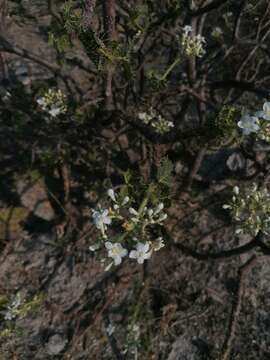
[[103, 216, 112, 225], [114, 256, 122, 265], [105, 242, 113, 249], [129, 250, 137, 259], [108, 189, 116, 202], [120, 248, 128, 257]]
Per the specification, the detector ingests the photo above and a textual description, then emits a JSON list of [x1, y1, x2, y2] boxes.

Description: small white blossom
[[152, 237, 165, 251], [237, 115, 259, 135], [129, 242, 152, 264], [148, 209, 154, 217], [107, 189, 117, 202], [138, 112, 152, 124], [235, 228, 243, 234], [122, 196, 130, 206], [89, 243, 100, 251], [157, 213, 168, 222], [48, 107, 61, 117], [155, 203, 164, 214], [255, 102, 270, 121], [129, 207, 139, 216], [233, 186, 240, 195], [183, 25, 192, 34], [92, 209, 111, 235], [105, 242, 128, 265], [36, 97, 47, 109]]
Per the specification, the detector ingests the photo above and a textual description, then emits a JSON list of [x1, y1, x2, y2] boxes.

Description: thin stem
[[160, 58, 181, 81]]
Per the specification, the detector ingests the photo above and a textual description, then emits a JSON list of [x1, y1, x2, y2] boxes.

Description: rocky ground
[[0, 164, 269, 359]]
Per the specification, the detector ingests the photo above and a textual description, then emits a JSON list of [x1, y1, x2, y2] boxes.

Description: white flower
[[235, 228, 243, 234], [107, 188, 116, 202], [138, 112, 147, 121], [36, 97, 47, 110], [105, 242, 128, 265], [48, 106, 61, 117], [233, 186, 240, 195], [222, 204, 231, 209], [129, 207, 138, 216], [122, 196, 130, 206], [152, 237, 165, 251], [237, 115, 259, 135], [89, 243, 100, 251], [157, 213, 168, 222], [148, 209, 154, 217], [155, 203, 164, 214], [183, 25, 192, 34], [138, 112, 152, 124], [92, 209, 111, 235], [255, 102, 270, 121], [129, 242, 152, 264]]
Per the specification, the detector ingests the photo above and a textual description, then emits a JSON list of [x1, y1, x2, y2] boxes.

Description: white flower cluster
[[237, 102, 270, 142], [36, 88, 67, 118], [128, 202, 167, 225], [138, 107, 174, 134], [3, 293, 22, 321], [223, 184, 270, 236], [90, 188, 167, 269], [181, 25, 206, 58]]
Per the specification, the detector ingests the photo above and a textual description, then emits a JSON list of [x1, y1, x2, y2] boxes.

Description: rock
[[47, 262, 87, 312], [199, 148, 235, 181], [226, 152, 245, 171], [46, 334, 67, 355], [16, 176, 55, 221], [167, 337, 201, 360]]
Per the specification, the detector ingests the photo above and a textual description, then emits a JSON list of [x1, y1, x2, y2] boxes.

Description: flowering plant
[[90, 158, 172, 270], [138, 107, 174, 134], [181, 25, 206, 58], [36, 88, 67, 118], [237, 102, 270, 143], [223, 184, 270, 236]]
